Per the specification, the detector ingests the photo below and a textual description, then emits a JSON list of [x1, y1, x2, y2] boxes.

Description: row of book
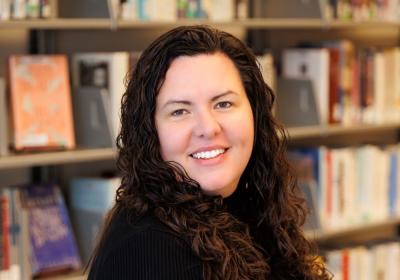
[[0, 51, 274, 156], [0, 176, 119, 279], [279, 43, 400, 127], [326, 242, 400, 280], [0, 52, 142, 155], [289, 145, 400, 231], [0, 0, 52, 20], [119, 0, 248, 21], [327, 0, 400, 21], [3, 44, 400, 154]]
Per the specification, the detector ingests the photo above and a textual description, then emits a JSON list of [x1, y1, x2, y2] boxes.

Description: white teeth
[[192, 149, 225, 159]]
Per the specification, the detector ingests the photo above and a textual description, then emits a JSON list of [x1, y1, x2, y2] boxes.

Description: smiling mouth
[[190, 148, 228, 159]]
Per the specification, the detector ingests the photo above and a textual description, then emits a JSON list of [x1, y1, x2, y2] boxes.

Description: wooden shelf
[[1, 18, 400, 30], [42, 270, 86, 280], [0, 148, 116, 170], [306, 217, 400, 248], [287, 122, 400, 140], [0, 123, 398, 169]]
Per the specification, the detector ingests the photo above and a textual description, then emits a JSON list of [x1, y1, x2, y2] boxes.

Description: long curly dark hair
[[95, 25, 331, 280]]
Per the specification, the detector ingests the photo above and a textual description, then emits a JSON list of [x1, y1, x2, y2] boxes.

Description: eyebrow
[[161, 91, 238, 110]]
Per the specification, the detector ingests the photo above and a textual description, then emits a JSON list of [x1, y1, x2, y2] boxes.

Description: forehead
[[157, 52, 245, 103]]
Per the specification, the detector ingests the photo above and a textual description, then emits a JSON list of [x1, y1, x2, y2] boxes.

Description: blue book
[[69, 177, 120, 263], [388, 152, 398, 217], [19, 183, 81, 277]]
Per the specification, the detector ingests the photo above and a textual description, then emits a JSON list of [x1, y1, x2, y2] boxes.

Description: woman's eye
[[215, 101, 232, 109], [171, 109, 188, 116]]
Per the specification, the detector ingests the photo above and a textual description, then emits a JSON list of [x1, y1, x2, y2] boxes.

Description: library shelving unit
[[2, 18, 400, 30], [2, 16, 400, 279], [305, 217, 400, 248], [1, 123, 399, 170]]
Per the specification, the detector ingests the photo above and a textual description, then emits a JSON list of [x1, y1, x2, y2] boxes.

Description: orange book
[[9, 55, 75, 151]]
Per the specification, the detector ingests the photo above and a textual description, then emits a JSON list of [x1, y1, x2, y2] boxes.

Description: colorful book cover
[[19, 183, 81, 276], [8, 55, 75, 151]]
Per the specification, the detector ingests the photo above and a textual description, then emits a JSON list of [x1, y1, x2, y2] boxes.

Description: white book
[[393, 48, 400, 121], [342, 148, 357, 226], [372, 244, 389, 279], [330, 149, 341, 229], [282, 48, 330, 125], [150, 0, 176, 21], [356, 146, 376, 224], [317, 147, 328, 229], [11, 0, 26, 19], [208, 0, 235, 21], [121, 0, 138, 20], [257, 52, 276, 92], [372, 51, 386, 124], [326, 250, 342, 280], [72, 52, 129, 142], [0, 0, 11, 20]]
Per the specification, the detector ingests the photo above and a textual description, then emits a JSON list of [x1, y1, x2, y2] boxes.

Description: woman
[[88, 25, 331, 280]]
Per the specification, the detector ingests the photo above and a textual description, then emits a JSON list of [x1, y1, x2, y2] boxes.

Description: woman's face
[[155, 52, 254, 197]]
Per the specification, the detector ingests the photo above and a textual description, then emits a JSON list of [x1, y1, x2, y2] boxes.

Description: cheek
[[227, 110, 254, 148], [157, 124, 190, 161]]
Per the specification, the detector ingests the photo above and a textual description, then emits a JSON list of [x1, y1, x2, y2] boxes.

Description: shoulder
[[88, 210, 204, 280]]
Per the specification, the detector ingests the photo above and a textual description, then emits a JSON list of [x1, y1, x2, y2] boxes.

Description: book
[[11, 0, 26, 19], [19, 183, 81, 277], [282, 48, 330, 125], [72, 87, 114, 148], [8, 55, 75, 151], [0, 78, 9, 156], [256, 52, 276, 92], [327, 243, 400, 280], [57, 0, 110, 18], [276, 78, 320, 127], [288, 150, 321, 230], [71, 52, 129, 143], [0, 0, 11, 20], [69, 177, 120, 263], [0, 188, 21, 280], [251, 0, 325, 18]]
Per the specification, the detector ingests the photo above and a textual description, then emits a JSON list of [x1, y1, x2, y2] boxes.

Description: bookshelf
[[0, 123, 399, 170], [306, 217, 400, 248], [2, 2, 400, 279], [0, 148, 116, 170], [1, 18, 400, 30]]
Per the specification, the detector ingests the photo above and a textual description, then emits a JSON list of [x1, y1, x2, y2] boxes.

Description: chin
[[199, 182, 237, 198]]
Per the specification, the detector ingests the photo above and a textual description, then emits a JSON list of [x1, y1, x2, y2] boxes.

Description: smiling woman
[[88, 25, 332, 280], [155, 53, 254, 198]]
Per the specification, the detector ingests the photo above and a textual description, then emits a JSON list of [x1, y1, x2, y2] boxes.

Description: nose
[[193, 109, 222, 139]]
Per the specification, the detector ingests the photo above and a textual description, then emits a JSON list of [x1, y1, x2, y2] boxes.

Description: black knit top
[[88, 209, 204, 280]]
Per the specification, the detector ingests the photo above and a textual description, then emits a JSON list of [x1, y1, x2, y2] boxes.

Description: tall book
[[0, 78, 9, 156], [8, 55, 75, 151], [19, 183, 81, 277], [71, 52, 129, 143]]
